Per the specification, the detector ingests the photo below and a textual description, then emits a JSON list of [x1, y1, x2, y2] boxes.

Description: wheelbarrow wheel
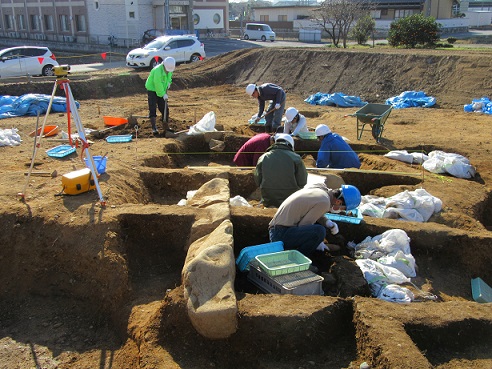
[[372, 122, 383, 140]]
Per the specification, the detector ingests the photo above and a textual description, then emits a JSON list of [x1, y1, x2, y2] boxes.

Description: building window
[[381, 9, 388, 16], [260, 15, 269, 22], [193, 14, 200, 25], [60, 14, 70, 31], [394, 9, 413, 19], [4, 14, 13, 30], [278, 15, 287, 21], [31, 14, 40, 30], [213, 13, 220, 24], [18, 14, 26, 30], [44, 15, 54, 31], [75, 14, 86, 32], [129, 11, 135, 18]]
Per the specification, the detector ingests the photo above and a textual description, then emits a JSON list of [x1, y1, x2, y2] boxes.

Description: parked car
[[141, 29, 166, 45], [0, 46, 59, 78], [126, 35, 206, 69], [243, 23, 276, 42]]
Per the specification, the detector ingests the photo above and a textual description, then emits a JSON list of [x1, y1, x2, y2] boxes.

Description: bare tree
[[311, 0, 373, 48]]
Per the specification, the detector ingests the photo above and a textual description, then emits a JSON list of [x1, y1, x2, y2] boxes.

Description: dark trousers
[[147, 91, 169, 122]]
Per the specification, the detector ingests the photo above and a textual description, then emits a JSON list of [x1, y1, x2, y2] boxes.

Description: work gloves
[[164, 94, 168, 100], [325, 219, 339, 235], [275, 103, 281, 110], [316, 242, 329, 252]]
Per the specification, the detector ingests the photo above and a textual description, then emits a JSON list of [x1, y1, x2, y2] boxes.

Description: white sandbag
[[230, 195, 252, 207], [375, 229, 411, 254], [384, 150, 414, 164], [355, 259, 411, 286], [378, 250, 416, 278], [383, 208, 424, 222], [411, 152, 428, 164], [187, 111, 217, 135], [0, 128, 22, 147], [423, 150, 476, 178], [359, 202, 385, 218], [378, 284, 414, 303]]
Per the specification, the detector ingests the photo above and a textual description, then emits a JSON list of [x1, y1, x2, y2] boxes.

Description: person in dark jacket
[[246, 83, 286, 133], [254, 134, 307, 207], [233, 133, 274, 167], [315, 124, 361, 169]]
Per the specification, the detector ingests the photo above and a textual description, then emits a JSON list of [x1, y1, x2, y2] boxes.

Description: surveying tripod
[[20, 65, 106, 206]]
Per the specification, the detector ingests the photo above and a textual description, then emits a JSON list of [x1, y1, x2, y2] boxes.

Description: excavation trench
[[1, 133, 492, 368]]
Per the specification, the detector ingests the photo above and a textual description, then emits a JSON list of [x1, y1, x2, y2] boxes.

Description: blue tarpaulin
[[386, 91, 436, 109], [304, 92, 367, 107], [464, 97, 492, 114], [0, 94, 79, 119]]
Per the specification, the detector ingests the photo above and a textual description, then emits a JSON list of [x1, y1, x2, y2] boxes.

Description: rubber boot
[[150, 117, 158, 136]]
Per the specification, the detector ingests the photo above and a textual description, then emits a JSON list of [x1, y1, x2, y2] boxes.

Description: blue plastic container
[[84, 155, 107, 174], [236, 241, 284, 272]]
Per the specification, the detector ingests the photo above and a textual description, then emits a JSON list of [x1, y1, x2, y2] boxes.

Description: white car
[[0, 46, 59, 78], [126, 34, 206, 69]]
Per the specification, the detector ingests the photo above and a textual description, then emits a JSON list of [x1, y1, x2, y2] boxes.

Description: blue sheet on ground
[[0, 94, 79, 119], [464, 97, 492, 114], [386, 91, 436, 109], [304, 92, 367, 107]]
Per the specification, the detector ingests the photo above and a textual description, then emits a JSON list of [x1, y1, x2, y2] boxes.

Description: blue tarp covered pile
[[464, 97, 492, 114], [386, 91, 436, 109], [0, 94, 79, 120], [304, 92, 367, 107]]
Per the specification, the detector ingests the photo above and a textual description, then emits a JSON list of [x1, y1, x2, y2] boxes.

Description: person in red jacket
[[233, 133, 274, 166]]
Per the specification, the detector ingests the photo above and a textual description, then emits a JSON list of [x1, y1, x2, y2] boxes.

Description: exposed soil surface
[[0, 47, 492, 369]]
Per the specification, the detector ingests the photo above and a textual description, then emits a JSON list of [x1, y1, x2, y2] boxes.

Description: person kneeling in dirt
[[246, 83, 286, 133], [233, 133, 274, 167], [315, 124, 361, 169], [145, 56, 176, 137], [283, 107, 309, 137], [255, 134, 307, 208], [268, 183, 361, 262]]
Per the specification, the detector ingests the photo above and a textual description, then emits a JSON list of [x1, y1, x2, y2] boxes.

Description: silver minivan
[[243, 23, 276, 42]]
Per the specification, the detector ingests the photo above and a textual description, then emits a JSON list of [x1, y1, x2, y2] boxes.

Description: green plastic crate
[[255, 250, 311, 277]]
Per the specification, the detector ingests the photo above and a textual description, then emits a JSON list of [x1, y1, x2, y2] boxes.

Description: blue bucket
[[84, 155, 107, 174]]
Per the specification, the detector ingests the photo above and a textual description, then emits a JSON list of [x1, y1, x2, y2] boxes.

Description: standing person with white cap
[[254, 133, 307, 208], [145, 56, 176, 136], [283, 107, 309, 136], [315, 124, 361, 169], [246, 83, 286, 133]]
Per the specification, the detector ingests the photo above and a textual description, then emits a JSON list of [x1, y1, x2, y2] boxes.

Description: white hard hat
[[274, 133, 294, 150], [285, 107, 299, 123], [315, 124, 331, 137], [246, 84, 256, 96], [164, 57, 176, 72]]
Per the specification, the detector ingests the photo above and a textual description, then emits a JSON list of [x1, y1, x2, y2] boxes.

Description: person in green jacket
[[255, 133, 307, 207], [145, 56, 175, 136]]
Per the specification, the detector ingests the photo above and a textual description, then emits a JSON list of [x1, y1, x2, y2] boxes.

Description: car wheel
[[42, 65, 55, 76], [190, 54, 201, 63], [244, 34, 249, 40], [150, 58, 161, 69], [261, 35, 266, 42]]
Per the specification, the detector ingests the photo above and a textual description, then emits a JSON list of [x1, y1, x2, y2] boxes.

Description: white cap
[[285, 107, 298, 123], [274, 133, 294, 150], [315, 124, 331, 137], [246, 84, 256, 96], [164, 57, 176, 72]]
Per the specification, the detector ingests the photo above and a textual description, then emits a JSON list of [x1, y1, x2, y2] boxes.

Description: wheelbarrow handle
[[344, 114, 356, 118]]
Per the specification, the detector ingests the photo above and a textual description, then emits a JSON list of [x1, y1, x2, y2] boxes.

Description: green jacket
[[145, 64, 173, 97], [255, 143, 308, 208]]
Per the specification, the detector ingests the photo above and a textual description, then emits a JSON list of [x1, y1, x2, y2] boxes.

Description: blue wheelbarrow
[[347, 103, 393, 141]]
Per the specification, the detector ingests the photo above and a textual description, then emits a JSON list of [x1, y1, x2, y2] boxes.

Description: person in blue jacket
[[315, 124, 361, 169]]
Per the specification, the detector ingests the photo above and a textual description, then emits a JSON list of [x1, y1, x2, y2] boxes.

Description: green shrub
[[351, 15, 376, 45], [387, 14, 441, 48], [447, 37, 457, 44]]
